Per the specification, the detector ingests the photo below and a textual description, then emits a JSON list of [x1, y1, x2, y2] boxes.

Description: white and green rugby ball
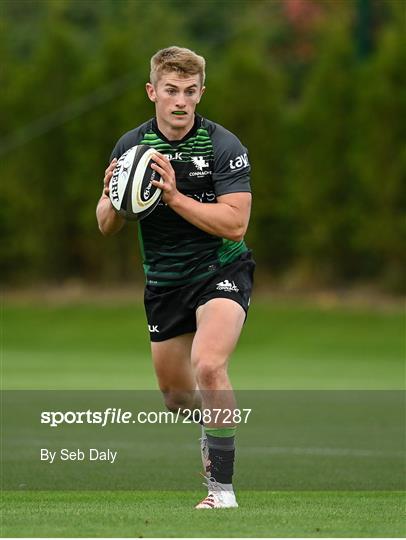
[[109, 145, 163, 221]]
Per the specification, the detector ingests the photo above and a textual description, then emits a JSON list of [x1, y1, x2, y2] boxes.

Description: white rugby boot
[[195, 476, 239, 509], [199, 426, 211, 477]]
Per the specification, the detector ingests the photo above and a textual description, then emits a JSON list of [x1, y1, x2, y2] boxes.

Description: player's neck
[[156, 116, 195, 141]]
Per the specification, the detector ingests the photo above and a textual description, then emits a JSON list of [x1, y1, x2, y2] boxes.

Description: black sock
[[206, 432, 235, 484], [208, 447, 235, 484]]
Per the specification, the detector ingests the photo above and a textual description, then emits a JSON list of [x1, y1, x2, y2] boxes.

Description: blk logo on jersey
[[229, 153, 249, 170], [167, 152, 184, 161]]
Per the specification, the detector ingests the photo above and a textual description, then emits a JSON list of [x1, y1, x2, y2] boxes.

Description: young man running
[[96, 46, 255, 509]]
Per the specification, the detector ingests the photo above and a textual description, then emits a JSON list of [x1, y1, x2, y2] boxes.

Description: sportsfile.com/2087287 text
[[40, 408, 252, 427]]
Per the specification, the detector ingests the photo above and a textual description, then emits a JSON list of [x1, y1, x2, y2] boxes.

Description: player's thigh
[[151, 333, 195, 393], [192, 298, 245, 371]]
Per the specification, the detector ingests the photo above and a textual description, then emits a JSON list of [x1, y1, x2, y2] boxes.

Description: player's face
[[146, 73, 205, 138]]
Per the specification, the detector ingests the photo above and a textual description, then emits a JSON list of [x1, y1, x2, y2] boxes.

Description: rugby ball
[[109, 145, 163, 221]]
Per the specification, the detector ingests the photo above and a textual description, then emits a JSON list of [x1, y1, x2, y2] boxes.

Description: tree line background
[[1, 0, 405, 292]]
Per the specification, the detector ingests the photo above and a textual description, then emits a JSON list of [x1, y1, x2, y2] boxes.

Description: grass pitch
[[3, 299, 404, 390], [2, 491, 404, 538], [1, 297, 405, 537]]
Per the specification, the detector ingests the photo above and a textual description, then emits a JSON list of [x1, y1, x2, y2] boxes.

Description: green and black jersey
[[110, 115, 251, 287]]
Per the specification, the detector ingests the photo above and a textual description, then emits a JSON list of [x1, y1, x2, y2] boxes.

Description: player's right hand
[[103, 158, 117, 197]]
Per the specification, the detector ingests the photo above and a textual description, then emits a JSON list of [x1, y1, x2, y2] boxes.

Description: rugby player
[[96, 46, 255, 509]]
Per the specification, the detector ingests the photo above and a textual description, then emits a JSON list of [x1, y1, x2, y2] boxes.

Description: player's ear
[[146, 82, 156, 102], [197, 86, 206, 104]]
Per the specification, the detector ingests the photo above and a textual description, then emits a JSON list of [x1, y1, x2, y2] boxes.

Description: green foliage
[[351, 22, 406, 291], [1, 0, 404, 290], [287, 23, 360, 282]]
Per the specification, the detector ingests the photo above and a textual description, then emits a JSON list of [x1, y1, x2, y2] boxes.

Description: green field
[[3, 299, 404, 390], [2, 491, 404, 537], [1, 298, 405, 537]]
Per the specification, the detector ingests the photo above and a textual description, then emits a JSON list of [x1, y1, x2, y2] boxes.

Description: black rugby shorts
[[144, 251, 255, 342]]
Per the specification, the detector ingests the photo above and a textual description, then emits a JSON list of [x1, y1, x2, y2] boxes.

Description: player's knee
[[162, 390, 195, 412], [195, 361, 224, 389]]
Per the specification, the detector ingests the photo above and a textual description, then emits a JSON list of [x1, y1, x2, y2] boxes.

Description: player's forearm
[[96, 195, 125, 236], [168, 193, 247, 242]]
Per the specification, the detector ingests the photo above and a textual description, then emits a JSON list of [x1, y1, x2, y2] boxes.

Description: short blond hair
[[150, 46, 206, 86]]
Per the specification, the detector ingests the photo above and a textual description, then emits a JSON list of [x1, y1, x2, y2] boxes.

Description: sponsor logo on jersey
[[186, 191, 216, 203], [229, 153, 249, 170], [192, 156, 209, 171], [189, 156, 212, 177], [216, 280, 239, 292]]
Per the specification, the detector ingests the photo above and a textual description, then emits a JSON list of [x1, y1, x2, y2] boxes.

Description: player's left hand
[[150, 153, 179, 205]]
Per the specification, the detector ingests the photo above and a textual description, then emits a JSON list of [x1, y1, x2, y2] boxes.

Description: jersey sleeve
[[109, 121, 150, 163], [212, 125, 251, 197], [109, 138, 126, 162], [109, 140, 125, 163]]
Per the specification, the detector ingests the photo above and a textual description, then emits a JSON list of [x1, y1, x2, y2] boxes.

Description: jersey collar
[[152, 114, 202, 145]]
